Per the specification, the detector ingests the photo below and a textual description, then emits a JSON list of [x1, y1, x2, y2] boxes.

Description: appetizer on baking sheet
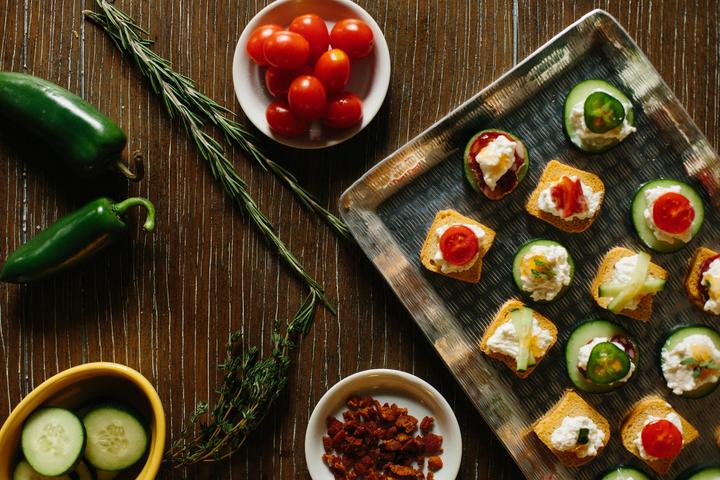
[[512, 239, 574, 302], [420, 209, 495, 283], [685, 247, 720, 315], [479, 300, 557, 378], [533, 390, 610, 467], [525, 160, 604, 232], [463, 129, 529, 200], [620, 395, 699, 475], [591, 247, 667, 321], [660, 325, 720, 398]]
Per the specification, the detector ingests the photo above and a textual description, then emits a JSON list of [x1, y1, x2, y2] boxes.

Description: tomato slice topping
[[550, 176, 587, 218], [439, 226, 479, 265], [641, 419, 683, 459], [652, 192, 694, 234]]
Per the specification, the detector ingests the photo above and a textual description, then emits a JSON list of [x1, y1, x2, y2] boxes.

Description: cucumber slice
[[13, 460, 73, 480], [565, 319, 637, 393], [512, 239, 574, 302], [660, 324, 720, 398], [463, 129, 529, 200], [678, 464, 720, 480], [564, 79, 635, 153], [606, 252, 650, 313], [21, 407, 85, 476], [631, 179, 704, 252], [70, 462, 96, 480], [599, 277, 666, 297], [83, 404, 149, 472], [510, 307, 536, 372], [598, 465, 651, 480]]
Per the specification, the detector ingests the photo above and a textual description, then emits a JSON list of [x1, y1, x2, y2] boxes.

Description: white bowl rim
[[304, 368, 462, 479], [232, 0, 391, 149]]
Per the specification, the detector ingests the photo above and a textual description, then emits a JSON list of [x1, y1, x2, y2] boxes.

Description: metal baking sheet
[[339, 9, 720, 480]]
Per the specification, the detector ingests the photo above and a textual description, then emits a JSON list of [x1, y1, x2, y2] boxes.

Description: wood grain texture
[[0, 1, 716, 479]]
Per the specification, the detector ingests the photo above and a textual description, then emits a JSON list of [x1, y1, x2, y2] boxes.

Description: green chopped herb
[[577, 428, 590, 445]]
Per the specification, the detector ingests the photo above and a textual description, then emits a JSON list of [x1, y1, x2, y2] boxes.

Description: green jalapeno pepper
[[0, 197, 155, 283], [0, 72, 142, 180]]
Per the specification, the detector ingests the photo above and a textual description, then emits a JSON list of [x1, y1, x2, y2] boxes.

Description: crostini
[[685, 247, 720, 315]]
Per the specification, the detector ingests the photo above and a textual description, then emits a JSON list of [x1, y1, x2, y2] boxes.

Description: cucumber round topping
[[566, 319, 637, 393], [564, 79, 635, 153], [631, 179, 704, 253], [463, 129, 529, 200], [512, 239, 574, 302], [598, 465, 651, 480], [83, 404, 149, 472], [586, 342, 631, 384], [679, 464, 720, 480], [13, 460, 72, 480], [584, 91, 625, 133], [510, 307, 536, 372], [21, 407, 86, 476], [660, 324, 720, 398]]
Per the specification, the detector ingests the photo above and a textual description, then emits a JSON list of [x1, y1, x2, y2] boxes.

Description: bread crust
[[419, 209, 495, 283], [590, 247, 667, 321], [620, 395, 699, 475], [532, 390, 610, 467], [479, 299, 558, 378], [684, 246, 719, 314], [525, 160, 605, 233]]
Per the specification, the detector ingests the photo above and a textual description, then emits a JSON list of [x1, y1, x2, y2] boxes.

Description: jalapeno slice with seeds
[[583, 91, 625, 133], [586, 341, 631, 384]]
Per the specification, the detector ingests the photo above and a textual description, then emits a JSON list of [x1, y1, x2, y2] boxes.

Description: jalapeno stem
[[114, 150, 145, 182], [113, 197, 156, 232]]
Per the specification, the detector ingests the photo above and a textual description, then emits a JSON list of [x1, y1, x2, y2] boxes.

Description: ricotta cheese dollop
[[634, 412, 683, 461], [569, 99, 636, 151], [430, 223, 485, 273], [550, 416, 605, 458], [610, 254, 656, 311], [485, 315, 554, 359], [643, 185, 694, 244], [701, 258, 720, 314], [576, 337, 636, 384], [661, 333, 720, 395], [474, 135, 517, 191], [519, 245, 572, 301], [537, 175, 603, 220]]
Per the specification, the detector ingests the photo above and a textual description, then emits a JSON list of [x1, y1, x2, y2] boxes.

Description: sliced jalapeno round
[[586, 341, 631, 384], [583, 91, 625, 133]]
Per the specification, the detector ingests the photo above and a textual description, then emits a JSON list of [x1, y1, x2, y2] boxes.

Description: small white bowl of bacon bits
[[304, 369, 462, 480], [232, 0, 391, 149]]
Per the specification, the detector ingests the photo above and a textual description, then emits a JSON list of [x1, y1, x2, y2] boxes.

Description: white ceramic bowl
[[232, 0, 391, 149], [305, 369, 462, 479]]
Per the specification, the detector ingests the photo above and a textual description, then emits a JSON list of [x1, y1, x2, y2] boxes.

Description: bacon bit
[[321, 395, 444, 479]]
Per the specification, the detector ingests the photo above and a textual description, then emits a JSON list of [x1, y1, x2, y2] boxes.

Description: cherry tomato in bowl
[[246, 24, 283, 66], [265, 66, 312, 98], [289, 14, 330, 62], [314, 49, 350, 93], [288, 75, 328, 121], [325, 92, 363, 129], [264, 31, 310, 70], [266, 100, 309, 137], [330, 19, 374, 59]]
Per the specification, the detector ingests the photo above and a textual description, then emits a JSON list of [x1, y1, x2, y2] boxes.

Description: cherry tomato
[[314, 49, 351, 92], [263, 31, 310, 70], [641, 419, 683, 459], [266, 100, 309, 137], [330, 19, 374, 59], [653, 192, 694, 234], [439, 225, 479, 265], [288, 75, 327, 121], [289, 14, 330, 62], [264, 65, 312, 97], [246, 24, 283, 66], [325, 92, 363, 129]]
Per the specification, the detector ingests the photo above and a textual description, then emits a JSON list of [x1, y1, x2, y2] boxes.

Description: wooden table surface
[[1, 1, 717, 478]]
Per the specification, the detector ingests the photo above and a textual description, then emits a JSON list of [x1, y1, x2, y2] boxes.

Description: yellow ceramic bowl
[[0, 362, 166, 479]]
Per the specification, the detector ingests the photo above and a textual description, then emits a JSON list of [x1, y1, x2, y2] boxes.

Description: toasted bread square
[[533, 390, 610, 467], [590, 247, 667, 321], [684, 247, 719, 314], [525, 160, 605, 233], [620, 395, 699, 475], [479, 299, 557, 378], [420, 209, 495, 283]]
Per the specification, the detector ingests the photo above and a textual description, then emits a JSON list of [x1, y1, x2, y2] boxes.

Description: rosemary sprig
[[85, 1, 351, 240]]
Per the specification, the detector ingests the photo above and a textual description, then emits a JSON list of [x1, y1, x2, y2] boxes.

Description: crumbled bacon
[[320, 395, 444, 479]]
